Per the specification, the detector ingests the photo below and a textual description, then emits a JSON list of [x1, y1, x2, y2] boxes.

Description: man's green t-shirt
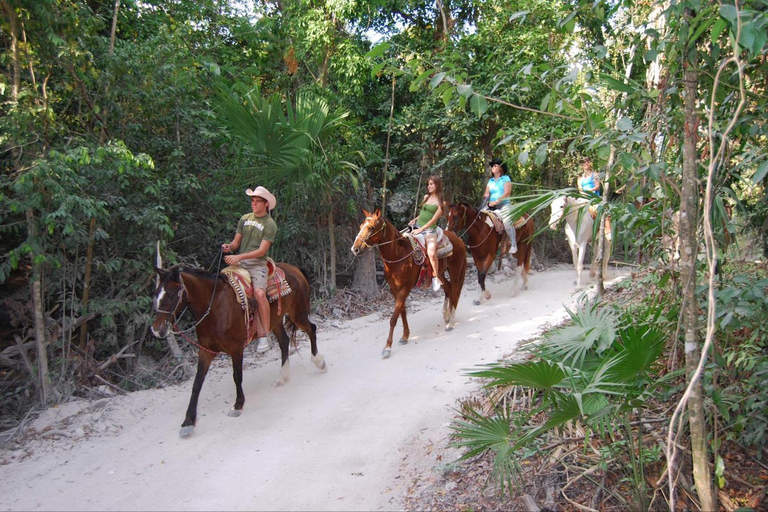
[[236, 213, 277, 262]]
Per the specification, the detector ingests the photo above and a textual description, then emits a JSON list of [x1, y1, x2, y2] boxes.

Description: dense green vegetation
[[2, 0, 766, 509]]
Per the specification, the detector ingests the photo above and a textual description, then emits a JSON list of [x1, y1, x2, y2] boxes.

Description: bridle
[[449, 204, 483, 239], [155, 252, 223, 335], [353, 217, 415, 263], [353, 217, 395, 250], [155, 276, 189, 323], [450, 204, 495, 249]]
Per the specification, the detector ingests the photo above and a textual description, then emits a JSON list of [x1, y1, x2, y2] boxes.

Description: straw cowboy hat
[[245, 186, 277, 211]]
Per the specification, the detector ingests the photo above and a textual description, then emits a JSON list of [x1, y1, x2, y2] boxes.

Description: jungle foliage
[[1, 0, 767, 509]]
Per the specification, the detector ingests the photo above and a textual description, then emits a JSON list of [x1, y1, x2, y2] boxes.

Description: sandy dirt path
[[0, 267, 617, 511]]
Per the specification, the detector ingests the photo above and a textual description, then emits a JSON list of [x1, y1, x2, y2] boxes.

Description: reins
[[453, 203, 496, 249], [160, 251, 224, 353], [355, 218, 416, 263]]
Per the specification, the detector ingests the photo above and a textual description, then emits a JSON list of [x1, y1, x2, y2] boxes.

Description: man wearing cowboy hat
[[483, 157, 517, 254], [222, 186, 278, 353]]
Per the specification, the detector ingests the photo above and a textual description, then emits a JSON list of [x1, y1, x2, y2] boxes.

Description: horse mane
[[171, 265, 226, 283]]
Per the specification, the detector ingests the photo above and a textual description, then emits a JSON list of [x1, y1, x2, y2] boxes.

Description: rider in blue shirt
[[483, 158, 517, 254]]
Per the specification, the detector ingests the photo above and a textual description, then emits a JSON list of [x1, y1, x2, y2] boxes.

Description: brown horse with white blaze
[[446, 202, 534, 304], [350, 209, 467, 358], [151, 263, 326, 437]]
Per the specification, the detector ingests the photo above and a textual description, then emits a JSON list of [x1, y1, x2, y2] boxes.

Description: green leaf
[[364, 42, 390, 59], [617, 117, 633, 131], [457, 84, 473, 98], [715, 455, 726, 488], [594, 45, 607, 59], [643, 50, 658, 63], [509, 11, 529, 22], [535, 143, 547, 167], [599, 73, 634, 94], [430, 72, 446, 89], [753, 160, 768, 183], [518, 150, 529, 166], [719, 5, 737, 25], [711, 18, 727, 41], [469, 94, 488, 117], [371, 61, 386, 79], [441, 86, 453, 106], [467, 360, 565, 390]]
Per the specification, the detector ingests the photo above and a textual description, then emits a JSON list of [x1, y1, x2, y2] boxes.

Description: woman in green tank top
[[408, 175, 446, 292]]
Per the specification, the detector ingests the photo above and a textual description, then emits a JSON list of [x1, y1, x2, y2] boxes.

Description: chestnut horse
[[446, 203, 534, 305], [151, 263, 326, 436], [350, 209, 467, 358]]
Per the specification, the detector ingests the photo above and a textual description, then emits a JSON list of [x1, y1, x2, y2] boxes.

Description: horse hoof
[[398, 338, 408, 345], [485, 292, 492, 300], [271, 379, 287, 388], [524, 285, 528, 290], [312, 354, 327, 372], [228, 409, 242, 417], [472, 299, 481, 305], [179, 425, 194, 437], [381, 348, 392, 359], [445, 325, 454, 332]]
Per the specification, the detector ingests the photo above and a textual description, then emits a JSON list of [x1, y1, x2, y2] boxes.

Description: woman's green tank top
[[417, 203, 438, 227]]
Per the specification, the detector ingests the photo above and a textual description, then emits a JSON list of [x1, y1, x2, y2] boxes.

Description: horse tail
[[524, 216, 534, 275], [284, 314, 300, 351]]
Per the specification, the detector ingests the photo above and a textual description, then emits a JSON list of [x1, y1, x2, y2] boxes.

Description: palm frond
[[466, 360, 566, 391]]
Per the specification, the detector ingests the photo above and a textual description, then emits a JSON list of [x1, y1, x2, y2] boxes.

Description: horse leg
[[397, 300, 411, 345], [445, 251, 465, 328], [474, 269, 487, 306], [384, 292, 408, 358], [294, 315, 326, 371], [227, 350, 245, 417], [271, 321, 291, 387], [576, 242, 588, 288], [181, 350, 216, 437], [474, 254, 494, 305], [522, 244, 531, 291], [568, 239, 579, 286]]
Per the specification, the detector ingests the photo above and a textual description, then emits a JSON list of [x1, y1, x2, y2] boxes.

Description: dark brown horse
[[446, 203, 534, 305], [350, 209, 467, 358], [151, 263, 326, 437]]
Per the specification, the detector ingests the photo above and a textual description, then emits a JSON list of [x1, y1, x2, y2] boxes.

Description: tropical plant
[[451, 298, 668, 503], [214, 85, 362, 291]]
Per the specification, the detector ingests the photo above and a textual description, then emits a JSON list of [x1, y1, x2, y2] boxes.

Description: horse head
[[549, 196, 567, 230], [446, 203, 467, 231], [351, 208, 385, 256], [151, 266, 187, 338]]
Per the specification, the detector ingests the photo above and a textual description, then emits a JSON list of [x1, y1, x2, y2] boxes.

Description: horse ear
[[362, 208, 371, 217], [373, 208, 381, 217]]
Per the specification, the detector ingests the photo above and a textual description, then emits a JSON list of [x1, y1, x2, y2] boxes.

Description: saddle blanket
[[484, 210, 527, 233], [222, 261, 292, 342]]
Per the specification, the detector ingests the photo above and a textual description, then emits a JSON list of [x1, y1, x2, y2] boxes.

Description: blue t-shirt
[[487, 175, 512, 205], [579, 174, 601, 196]]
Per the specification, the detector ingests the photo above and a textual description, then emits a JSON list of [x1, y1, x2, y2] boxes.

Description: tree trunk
[[326, 192, 337, 293], [679, 33, 716, 511], [351, 183, 379, 298], [27, 210, 50, 405], [109, 0, 121, 55], [381, 74, 396, 218], [1, 1, 21, 102], [79, 217, 96, 350]]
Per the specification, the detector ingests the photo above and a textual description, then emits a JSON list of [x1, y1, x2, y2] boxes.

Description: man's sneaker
[[255, 336, 270, 353], [432, 278, 441, 292], [510, 245, 518, 254]]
